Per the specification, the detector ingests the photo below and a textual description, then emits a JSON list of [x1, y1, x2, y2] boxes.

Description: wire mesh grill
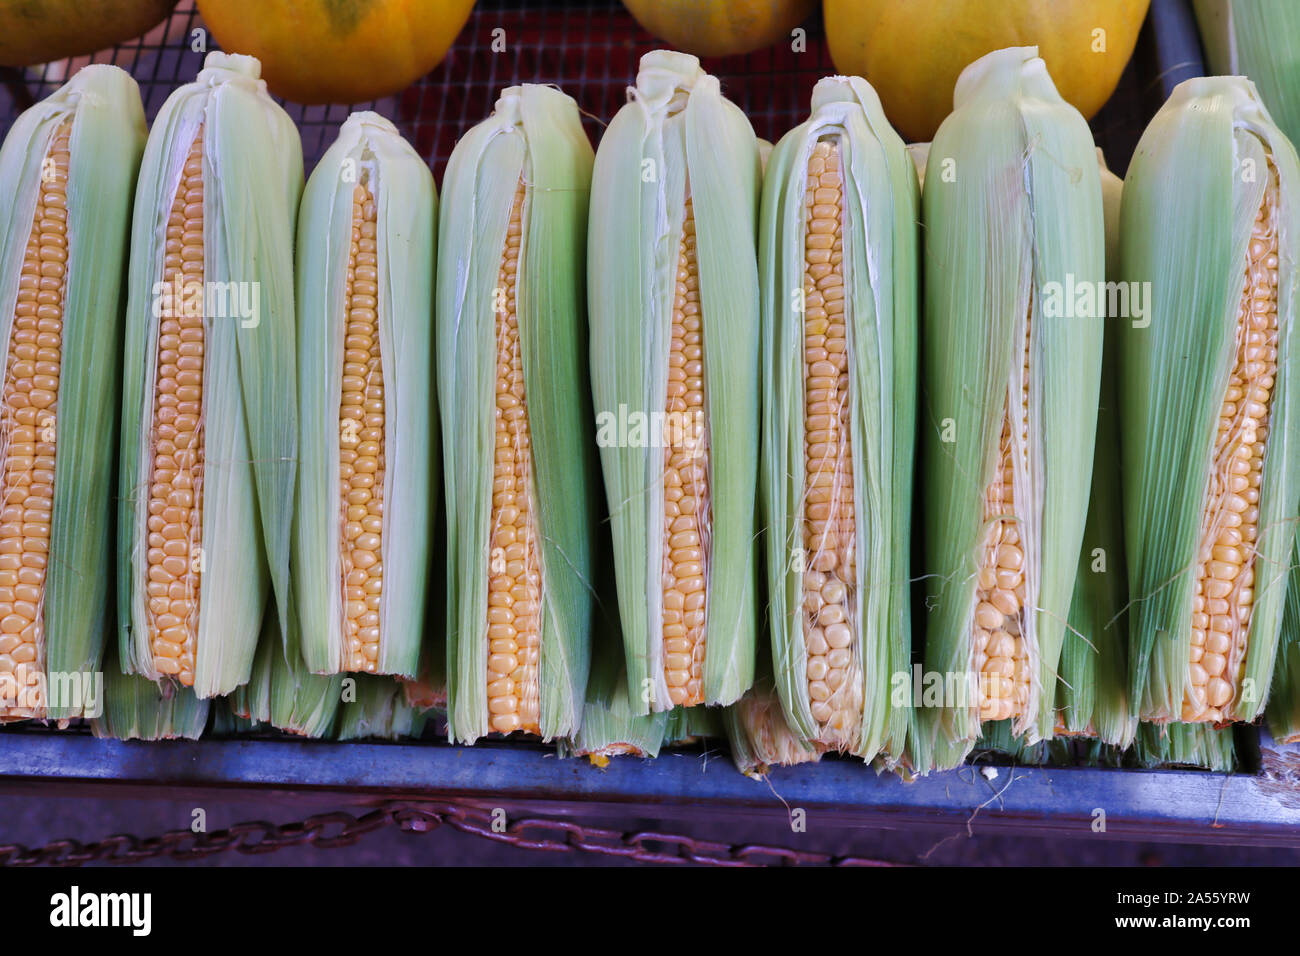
[[0, 0, 1179, 179], [0, 0, 839, 178]]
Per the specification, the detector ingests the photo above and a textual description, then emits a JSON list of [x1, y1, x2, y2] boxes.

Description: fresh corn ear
[[1120, 76, 1300, 725], [919, 47, 1104, 760], [1055, 152, 1135, 747], [760, 74, 918, 764], [438, 85, 598, 743], [589, 50, 761, 715], [295, 112, 436, 680], [0, 66, 145, 720], [232, 600, 342, 738], [118, 53, 302, 697], [92, 650, 209, 741]]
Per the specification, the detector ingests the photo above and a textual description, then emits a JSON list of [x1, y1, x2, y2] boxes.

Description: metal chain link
[[0, 800, 902, 867]]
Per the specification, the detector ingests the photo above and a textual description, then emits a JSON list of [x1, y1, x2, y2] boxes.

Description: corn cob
[[118, 53, 301, 697], [0, 66, 145, 720], [438, 85, 598, 743], [295, 112, 436, 681], [589, 51, 761, 716], [1120, 76, 1300, 725], [919, 47, 1105, 764], [760, 75, 918, 763], [1055, 152, 1135, 747]]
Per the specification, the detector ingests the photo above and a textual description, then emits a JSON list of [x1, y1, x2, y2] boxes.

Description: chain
[[0, 801, 902, 867]]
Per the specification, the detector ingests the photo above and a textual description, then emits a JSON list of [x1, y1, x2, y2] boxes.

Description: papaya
[[622, 0, 816, 58], [0, 0, 177, 66], [824, 0, 1150, 141], [195, 0, 476, 104]]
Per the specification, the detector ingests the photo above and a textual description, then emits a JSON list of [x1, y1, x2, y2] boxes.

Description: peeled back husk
[[759, 74, 918, 765], [438, 84, 598, 744], [295, 111, 436, 680], [588, 50, 761, 715], [0, 65, 145, 720], [919, 47, 1105, 765], [1119, 75, 1300, 725]]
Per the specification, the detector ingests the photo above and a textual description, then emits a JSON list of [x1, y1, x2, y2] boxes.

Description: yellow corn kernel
[[973, 302, 1032, 723], [146, 129, 204, 687], [800, 140, 861, 748], [1182, 170, 1278, 723], [661, 197, 711, 707], [339, 179, 386, 673], [485, 179, 541, 736], [0, 120, 71, 718]]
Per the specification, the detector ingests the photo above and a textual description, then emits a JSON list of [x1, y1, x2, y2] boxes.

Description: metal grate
[[0, 0, 840, 179], [0, 0, 1189, 180]]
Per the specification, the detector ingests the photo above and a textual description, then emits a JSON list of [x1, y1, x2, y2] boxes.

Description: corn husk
[[1119, 75, 1300, 724], [294, 111, 436, 680], [1133, 722, 1237, 772], [1055, 152, 1136, 747], [438, 84, 598, 743], [918, 47, 1105, 765], [92, 649, 209, 741], [561, 651, 669, 762], [231, 599, 342, 738], [588, 51, 761, 714], [664, 703, 723, 746], [335, 676, 429, 741], [0, 65, 145, 719], [760, 74, 918, 765], [1195, 0, 1300, 145], [118, 52, 301, 697]]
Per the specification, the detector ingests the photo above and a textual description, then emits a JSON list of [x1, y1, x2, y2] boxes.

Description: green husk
[[1267, 549, 1300, 741], [118, 52, 301, 697], [760, 73, 918, 765], [919, 47, 1105, 763], [1195, 0, 1300, 146], [231, 600, 342, 738], [295, 111, 436, 680], [0, 65, 145, 719], [588, 50, 760, 714], [335, 675, 428, 741], [438, 84, 598, 743], [1055, 153, 1136, 747], [92, 649, 208, 741], [1119, 75, 1300, 723], [1133, 722, 1237, 772], [561, 629, 668, 760], [664, 704, 723, 745]]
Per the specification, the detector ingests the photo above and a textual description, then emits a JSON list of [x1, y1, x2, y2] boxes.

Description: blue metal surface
[[2, 733, 1299, 846]]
